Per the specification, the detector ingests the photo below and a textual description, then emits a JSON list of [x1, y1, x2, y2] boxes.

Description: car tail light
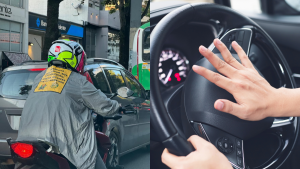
[[11, 143, 34, 158], [29, 68, 46, 71]]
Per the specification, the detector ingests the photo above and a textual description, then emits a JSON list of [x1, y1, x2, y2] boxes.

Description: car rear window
[[0, 69, 44, 99]]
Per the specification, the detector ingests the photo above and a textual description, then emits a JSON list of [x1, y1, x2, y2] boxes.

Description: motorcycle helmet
[[48, 39, 87, 73]]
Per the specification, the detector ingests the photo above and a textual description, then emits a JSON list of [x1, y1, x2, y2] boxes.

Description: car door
[[123, 72, 150, 146], [103, 68, 140, 152]]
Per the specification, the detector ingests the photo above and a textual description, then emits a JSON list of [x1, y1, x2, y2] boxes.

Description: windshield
[[0, 69, 42, 99]]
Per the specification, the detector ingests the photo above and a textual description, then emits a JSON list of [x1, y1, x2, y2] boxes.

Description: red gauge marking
[[168, 77, 172, 81], [174, 73, 181, 81]]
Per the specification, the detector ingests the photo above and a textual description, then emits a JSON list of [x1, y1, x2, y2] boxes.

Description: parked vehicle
[[0, 58, 150, 168], [129, 22, 150, 91]]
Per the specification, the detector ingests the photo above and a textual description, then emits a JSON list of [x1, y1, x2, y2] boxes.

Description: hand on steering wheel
[[192, 39, 284, 121], [162, 135, 232, 169]]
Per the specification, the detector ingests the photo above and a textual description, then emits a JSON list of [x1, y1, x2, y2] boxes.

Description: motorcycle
[[7, 113, 125, 169], [5, 71, 134, 169], [6, 85, 134, 169]]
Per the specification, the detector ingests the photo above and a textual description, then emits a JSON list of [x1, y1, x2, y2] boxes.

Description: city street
[[120, 147, 150, 169]]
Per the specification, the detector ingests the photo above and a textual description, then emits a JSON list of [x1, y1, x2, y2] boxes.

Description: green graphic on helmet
[[48, 55, 56, 62], [56, 51, 77, 68]]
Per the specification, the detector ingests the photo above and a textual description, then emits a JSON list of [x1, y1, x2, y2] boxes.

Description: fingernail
[[216, 101, 224, 110], [215, 39, 222, 45], [232, 41, 238, 46], [192, 65, 200, 71], [200, 46, 207, 52]]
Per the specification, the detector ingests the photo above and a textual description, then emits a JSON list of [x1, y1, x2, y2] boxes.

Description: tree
[[141, 0, 150, 19], [103, 0, 150, 69], [41, 0, 64, 61]]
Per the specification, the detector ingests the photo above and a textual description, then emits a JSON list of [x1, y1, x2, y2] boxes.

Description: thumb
[[214, 99, 243, 117]]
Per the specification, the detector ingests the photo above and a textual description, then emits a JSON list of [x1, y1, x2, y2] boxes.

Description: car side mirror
[[116, 87, 134, 98], [145, 90, 150, 99]]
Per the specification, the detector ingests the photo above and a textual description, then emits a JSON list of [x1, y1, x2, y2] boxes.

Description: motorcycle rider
[[17, 39, 119, 169]]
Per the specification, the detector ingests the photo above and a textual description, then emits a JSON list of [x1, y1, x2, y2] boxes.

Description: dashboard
[[152, 22, 217, 91], [151, 22, 282, 93]]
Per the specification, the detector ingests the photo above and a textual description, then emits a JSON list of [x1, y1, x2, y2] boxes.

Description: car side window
[[124, 73, 145, 98], [105, 69, 126, 93], [88, 68, 110, 94], [142, 27, 150, 62]]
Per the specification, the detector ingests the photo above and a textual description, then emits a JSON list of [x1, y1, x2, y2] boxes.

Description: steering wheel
[[150, 3, 299, 169]]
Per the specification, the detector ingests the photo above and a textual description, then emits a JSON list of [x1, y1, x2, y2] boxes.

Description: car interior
[[150, 1, 300, 169]]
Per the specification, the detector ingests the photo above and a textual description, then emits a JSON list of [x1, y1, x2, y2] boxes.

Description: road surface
[[120, 147, 150, 169]]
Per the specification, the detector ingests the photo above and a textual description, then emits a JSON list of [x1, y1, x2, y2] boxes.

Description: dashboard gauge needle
[[163, 69, 173, 84]]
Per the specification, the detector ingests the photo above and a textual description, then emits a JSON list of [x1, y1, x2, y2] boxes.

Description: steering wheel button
[[236, 139, 242, 148], [228, 34, 235, 41], [218, 141, 222, 147], [237, 157, 243, 167], [223, 142, 228, 149], [238, 31, 245, 41], [237, 148, 242, 157]]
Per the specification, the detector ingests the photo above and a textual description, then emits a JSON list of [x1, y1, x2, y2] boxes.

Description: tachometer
[[158, 48, 189, 87]]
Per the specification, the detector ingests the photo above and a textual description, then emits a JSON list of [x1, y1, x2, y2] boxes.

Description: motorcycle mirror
[[116, 87, 134, 98], [112, 114, 122, 120]]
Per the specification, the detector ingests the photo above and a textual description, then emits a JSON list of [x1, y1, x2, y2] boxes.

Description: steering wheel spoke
[[192, 122, 245, 169], [271, 117, 294, 128], [209, 28, 253, 56]]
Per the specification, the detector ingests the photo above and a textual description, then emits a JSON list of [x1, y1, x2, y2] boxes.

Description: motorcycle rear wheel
[[107, 131, 120, 168]]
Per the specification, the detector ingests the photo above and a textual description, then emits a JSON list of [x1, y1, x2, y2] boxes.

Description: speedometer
[[158, 48, 190, 87]]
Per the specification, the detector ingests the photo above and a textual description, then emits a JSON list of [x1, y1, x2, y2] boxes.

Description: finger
[[213, 39, 244, 70], [214, 99, 245, 118], [232, 41, 255, 69], [187, 135, 207, 150], [199, 45, 237, 78], [161, 149, 184, 168], [193, 65, 234, 93]]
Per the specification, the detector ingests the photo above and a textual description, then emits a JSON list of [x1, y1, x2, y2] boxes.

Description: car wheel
[[107, 131, 119, 168]]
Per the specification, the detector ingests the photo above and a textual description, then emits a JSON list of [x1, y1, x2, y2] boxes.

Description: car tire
[[106, 131, 120, 168]]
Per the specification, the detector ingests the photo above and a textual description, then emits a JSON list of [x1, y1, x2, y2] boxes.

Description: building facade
[[28, 0, 88, 60], [87, 0, 120, 61], [0, 0, 29, 68], [28, 0, 121, 61]]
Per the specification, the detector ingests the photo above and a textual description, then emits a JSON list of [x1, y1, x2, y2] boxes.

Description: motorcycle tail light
[[11, 143, 34, 158]]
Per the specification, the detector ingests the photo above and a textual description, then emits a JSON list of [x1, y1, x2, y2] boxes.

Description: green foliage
[[109, 8, 117, 14], [142, 5, 150, 17], [124, 2, 130, 7]]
